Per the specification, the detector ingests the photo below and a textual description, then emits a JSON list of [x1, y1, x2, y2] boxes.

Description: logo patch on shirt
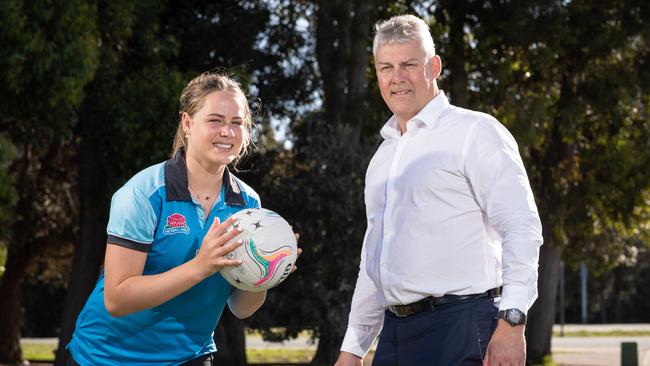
[[163, 213, 190, 235]]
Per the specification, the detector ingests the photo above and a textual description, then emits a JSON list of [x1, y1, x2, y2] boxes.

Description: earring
[[185, 134, 190, 139]]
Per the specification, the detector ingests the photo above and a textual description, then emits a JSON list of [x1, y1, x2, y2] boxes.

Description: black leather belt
[[387, 287, 502, 317]]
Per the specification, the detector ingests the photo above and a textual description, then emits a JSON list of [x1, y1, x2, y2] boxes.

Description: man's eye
[[208, 120, 223, 124]]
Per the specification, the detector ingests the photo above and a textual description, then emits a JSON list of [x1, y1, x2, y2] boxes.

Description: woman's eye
[[232, 120, 243, 126]]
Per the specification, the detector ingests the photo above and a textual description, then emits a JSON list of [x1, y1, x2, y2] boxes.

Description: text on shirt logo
[[163, 213, 190, 235]]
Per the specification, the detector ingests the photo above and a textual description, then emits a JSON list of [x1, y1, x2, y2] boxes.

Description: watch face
[[498, 309, 526, 326], [507, 309, 523, 324]]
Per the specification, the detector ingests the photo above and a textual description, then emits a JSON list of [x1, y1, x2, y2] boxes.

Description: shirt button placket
[[380, 133, 409, 303]]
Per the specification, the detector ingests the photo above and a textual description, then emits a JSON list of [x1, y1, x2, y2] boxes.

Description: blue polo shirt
[[68, 151, 260, 366]]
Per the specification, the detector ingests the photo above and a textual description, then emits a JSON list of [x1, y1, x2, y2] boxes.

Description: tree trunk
[[315, 0, 351, 127], [310, 320, 344, 366], [0, 155, 39, 364], [439, 0, 469, 108], [310, 298, 349, 366], [54, 128, 109, 366], [525, 238, 562, 364], [309, 3, 376, 365], [614, 269, 622, 322], [213, 308, 247, 366], [345, 0, 374, 142], [0, 244, 29, 364]]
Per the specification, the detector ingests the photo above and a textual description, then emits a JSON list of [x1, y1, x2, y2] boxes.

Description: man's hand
[[334, 351, 363, 366], [483, 320, 526, 366]]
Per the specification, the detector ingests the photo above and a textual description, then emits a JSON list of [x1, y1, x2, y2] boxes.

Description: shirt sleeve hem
[[107, 235, 151, 253], [498, 284, 536, 315], [340, 326, 378, 358]]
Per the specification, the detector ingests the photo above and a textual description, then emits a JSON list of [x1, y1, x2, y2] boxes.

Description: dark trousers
[[372, 297, 498, 366], [66, 351, 215, 366]]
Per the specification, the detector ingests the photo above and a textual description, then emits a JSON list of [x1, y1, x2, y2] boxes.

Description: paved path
[[553, 336, 650, 366], [554, 323, 650, 333], [551, 324, 650, 366]]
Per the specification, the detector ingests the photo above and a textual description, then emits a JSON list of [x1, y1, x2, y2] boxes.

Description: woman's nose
[[220, 125, 233, 137]]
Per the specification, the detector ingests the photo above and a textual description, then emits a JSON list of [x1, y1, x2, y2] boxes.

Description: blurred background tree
[[0, 0, 648, 365], [444, 1, 650, 361], [0, 0, 99, 362]]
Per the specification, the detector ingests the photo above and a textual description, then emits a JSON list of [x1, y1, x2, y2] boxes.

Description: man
[[335, 15, 543, 366]]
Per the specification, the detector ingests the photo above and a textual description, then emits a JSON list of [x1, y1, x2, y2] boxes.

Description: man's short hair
[[373, 14, 435, 59]]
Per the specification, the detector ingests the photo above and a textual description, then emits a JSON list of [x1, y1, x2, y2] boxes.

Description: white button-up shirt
[[341, 92, 543, 357]]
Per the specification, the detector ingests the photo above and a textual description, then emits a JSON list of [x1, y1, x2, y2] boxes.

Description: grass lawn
[[247, 348, 314, 363], [21, 341, 558, 365], [21, 342, 317, 363], [21, 342, 57, 361]]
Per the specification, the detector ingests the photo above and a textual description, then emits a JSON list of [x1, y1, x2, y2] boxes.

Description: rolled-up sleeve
[[463, 118, 543, 314]]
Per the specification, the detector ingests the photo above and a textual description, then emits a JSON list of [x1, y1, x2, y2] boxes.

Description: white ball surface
[[220, 208, 297, 292]]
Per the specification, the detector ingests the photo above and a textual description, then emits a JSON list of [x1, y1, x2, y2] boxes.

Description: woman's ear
[[181, 112, 192, 134]]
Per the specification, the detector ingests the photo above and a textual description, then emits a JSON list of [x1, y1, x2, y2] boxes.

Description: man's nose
[[391, 69, 406, 84]]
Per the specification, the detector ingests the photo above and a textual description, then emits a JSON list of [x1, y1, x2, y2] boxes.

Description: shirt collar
[[380, 90, 451, 140], [164, 149, 245, 206]]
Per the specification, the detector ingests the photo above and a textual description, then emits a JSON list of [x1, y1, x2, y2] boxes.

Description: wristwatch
[[498, 308, 526, 327]]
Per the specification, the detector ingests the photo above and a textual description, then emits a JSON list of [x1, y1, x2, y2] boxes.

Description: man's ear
[[431, 55, 442, 79]]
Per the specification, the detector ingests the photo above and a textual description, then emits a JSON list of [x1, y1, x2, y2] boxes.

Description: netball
[[220, 208, 297, 292]]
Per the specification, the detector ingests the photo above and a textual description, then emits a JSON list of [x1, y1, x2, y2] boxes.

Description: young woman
[[67, 72, 279, 365]]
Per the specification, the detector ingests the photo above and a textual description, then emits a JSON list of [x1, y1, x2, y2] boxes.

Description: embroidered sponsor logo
[[163, 213, 190, 235]]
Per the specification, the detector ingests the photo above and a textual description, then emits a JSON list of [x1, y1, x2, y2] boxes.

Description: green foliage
[[439, 2, 650, 360], [82, 65, 185, 188], [249, 119, 376, 343], [162, 0, 318, 122], [0, 0, 99, 250], [560, 241, 650, 324], [0, 0, 99, 140], [2, 1, 649, 364], [0, 0, 99, 302], [85, 0, 315, 185], [452, 0, 650, 270]]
